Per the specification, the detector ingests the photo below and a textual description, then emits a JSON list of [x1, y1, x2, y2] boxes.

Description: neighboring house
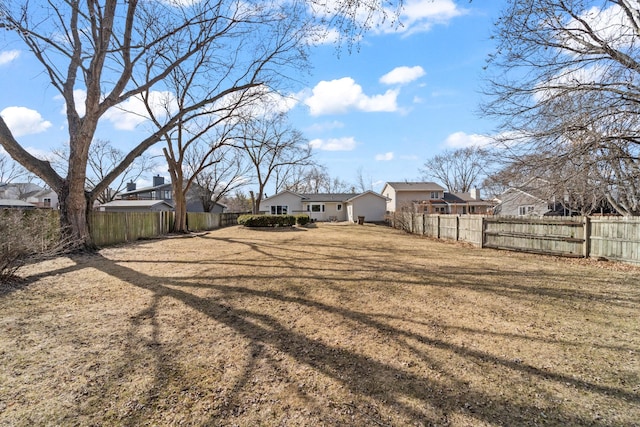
[[493, 188, 557, 216], [259, 190, 388, 222], [26, 188, 59, 209], [441, 189, 493, 215], [382, 182, 492, 214], [98, 200, 174, 212], [117, 175, 224, 213], [0, 183, 58, 209], [0, 199, 36, 209], [382, 182, 446, 213]]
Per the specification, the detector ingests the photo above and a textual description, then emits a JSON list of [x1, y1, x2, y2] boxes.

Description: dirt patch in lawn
[[1, 223, 639, 426]]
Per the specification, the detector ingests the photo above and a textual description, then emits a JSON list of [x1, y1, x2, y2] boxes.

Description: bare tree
[[188, 146, 250, 213], [420, 146, 490, 193], [219, 190, 252, 213], [280, 164, 350, 194], [240, 113, 313, 213], [0, 0, 399, 247], [52, 139, 155, 205], [0, 154, 28, 184], [482, 0, 640, 215], [484, 152, 610, 215], [355, 166, 374, 193]]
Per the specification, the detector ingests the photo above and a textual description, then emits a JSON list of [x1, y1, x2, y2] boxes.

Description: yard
[[0, 223, 638, 426]]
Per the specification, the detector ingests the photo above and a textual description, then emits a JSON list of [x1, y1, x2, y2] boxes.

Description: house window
[[310, 204, 324, 212], [518, 205, 535, 215], [430, 191, 439, 199], [271, 205, 288, 215], [337, 204, 342, 211], [43, 198, 51, 207]]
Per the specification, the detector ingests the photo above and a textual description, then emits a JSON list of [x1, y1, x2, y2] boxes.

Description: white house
[[0, 183, 58, 209], [259, 191, 388, 223]]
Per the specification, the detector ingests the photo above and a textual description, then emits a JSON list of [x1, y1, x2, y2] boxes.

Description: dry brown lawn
[[1, 223, 639, 426]]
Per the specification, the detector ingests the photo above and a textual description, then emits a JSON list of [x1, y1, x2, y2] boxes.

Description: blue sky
[[0, 0, 504, 193]]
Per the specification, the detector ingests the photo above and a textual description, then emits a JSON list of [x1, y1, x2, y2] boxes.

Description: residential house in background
[[0, 199, 36, 209], [113, 175, 225, 213], [441, 189, 493, 215], [0, 182, 58, 209], [493, 187, 574, 217], [259, 190, 388, 223], [382, 182, 446, 213], [382, 182, 492, 214]]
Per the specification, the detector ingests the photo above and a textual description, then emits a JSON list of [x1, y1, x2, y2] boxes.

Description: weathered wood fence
[[89, 211, 242, 246], [390, 213, 640, 265]]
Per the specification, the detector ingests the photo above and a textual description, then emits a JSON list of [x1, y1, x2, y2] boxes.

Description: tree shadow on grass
[[82, 251, 639, 426]]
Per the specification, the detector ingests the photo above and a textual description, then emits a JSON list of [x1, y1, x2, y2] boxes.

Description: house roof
[[345, 191, 388, 202], [497, 187, 546, 204], [0, 199, 37, 208], [119, 183, 172, 196], [444, 192, 493, 206], [300, 193, 359, 202], [383, 182, 446, 192], [100, 200, 174, 209]]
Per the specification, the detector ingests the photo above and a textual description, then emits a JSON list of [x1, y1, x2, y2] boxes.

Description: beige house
[[382, 182, 446, 213], [259, 190, 388, 223], [382, 182, 492, 214]]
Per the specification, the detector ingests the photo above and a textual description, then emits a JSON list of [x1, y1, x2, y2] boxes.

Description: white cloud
[[380, 66, 425, 85], [304, 77, 399, 116], [444, 131, 493, 148], [103, 91, 178, 131], [305, 25, 342, 46], [309, 137, 357, 151], [535, 64, 607, 102], [309, 0, 465, 37], [0, 106, 52, 137], [55, 89, 87, 117], [375, 152, 394, 161], [0, 50, 20, 66], [26, 146, 55, 161], [561, 4, 635, 53], [397, 0, 466, 35]]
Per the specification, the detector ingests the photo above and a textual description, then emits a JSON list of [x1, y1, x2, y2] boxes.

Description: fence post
[[583, 216, 591, 258], [456, 215, 460, 241], [480, 216, 485, 248], [437, 215, 441, 239]]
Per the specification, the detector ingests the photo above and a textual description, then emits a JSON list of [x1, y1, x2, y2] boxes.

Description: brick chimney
[[153, 175, 165, 186], [126, 181, 136, 192], [469, 188, 481, 200]]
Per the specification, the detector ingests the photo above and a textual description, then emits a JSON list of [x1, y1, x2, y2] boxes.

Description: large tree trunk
[[57, 179, 93, 250], [167, 155, 189, 233], [173, 185, 188, 233]]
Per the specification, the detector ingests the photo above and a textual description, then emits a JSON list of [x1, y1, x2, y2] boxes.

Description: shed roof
[[0, 199, 36, 208], [100, 200, 174, 209]]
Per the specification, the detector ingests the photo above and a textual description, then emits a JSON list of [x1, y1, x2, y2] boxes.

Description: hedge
[[237, 214, 292, 227]]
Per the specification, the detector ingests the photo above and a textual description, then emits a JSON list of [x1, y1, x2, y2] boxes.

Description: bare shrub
[[0, 209, 67, 283]]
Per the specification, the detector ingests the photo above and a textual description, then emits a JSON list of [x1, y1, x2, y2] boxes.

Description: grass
[[0, 223, 638, 426]]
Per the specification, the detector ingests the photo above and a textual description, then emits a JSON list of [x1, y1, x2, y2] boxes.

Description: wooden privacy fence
[[391, 213, 640, 265], [89, 211, 241, 246]]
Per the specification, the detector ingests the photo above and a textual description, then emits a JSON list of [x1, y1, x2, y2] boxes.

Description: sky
[[0, 0, 505, 194]]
